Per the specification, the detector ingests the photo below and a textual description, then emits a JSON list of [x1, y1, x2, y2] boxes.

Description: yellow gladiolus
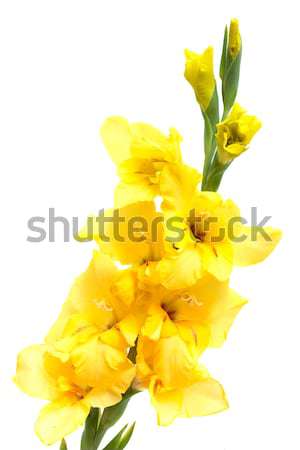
[[15, 251, 139, 444], [155, 163, 281, 288], [46, 250, 141, 349], [140, 274, 247, 351], [15, 19, 282, 449], [184, 46, 216, 111], [15, 334, 135, 445], [216, 103, 262, 164], [136, 335, 228, 425], [100, 117, 182, 208]]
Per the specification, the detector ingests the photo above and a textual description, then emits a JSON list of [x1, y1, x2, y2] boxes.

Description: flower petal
[[150, 378, 182, 426], [201, 241, 233, 281], [115, 180, 158, 208], [160, 163, 201, 215], [71, 336, 134, 395], [99, 202, 165, 265], [190, 275, 247, 347], [15, 345, 59, 401], [141, 304, 166, 341], [46, 252, 116, 344], [180, 377, 228, 418], [233, 226, 282, 266], [117, 313, 140, 346], [85, 363, 135, 409], [130, 123, 182, 163], [100, 117, 132, 165], [157, 247, 203, 289], [35, 397, 89, 445], [152, 336, 201, 389]]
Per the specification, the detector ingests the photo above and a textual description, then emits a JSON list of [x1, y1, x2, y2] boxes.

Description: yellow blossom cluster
[[15, 18, 281, 448]]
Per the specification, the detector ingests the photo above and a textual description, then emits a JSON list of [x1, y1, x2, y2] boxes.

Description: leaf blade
[[60, 438, 67, 450], [219, 25, 228, 79], [101, 423, 136, 450], [81, 407, 100, 450]]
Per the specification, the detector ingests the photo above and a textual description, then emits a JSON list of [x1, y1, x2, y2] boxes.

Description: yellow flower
[[154, 163, 281, 288], [17, 271, 136, 444], [100, 117, 182, 207], [136, 335, 228, 425], [140, 274, 246, 351], [229, 19, 241, 58], [46, 250, 140, 349], [15, 333, 135, 445], [184, 46, 216, 111], [216, 103, 262, 164]]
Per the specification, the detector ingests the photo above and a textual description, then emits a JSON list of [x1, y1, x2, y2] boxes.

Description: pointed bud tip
[[229, 18, 241, 58]]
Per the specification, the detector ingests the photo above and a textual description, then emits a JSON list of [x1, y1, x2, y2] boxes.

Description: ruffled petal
[[85, 363, 135, 408], [100, 117, 182, 167], [71, 336, 134, 394], [157, 247, 203, 289], [130, 123, 182, 163]]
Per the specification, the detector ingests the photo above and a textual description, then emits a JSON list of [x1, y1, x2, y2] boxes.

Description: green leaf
[[101, 423, 136, 450], [101, 425, 128, 450], [116, 423, 135, 449], [205, 87, 219, 135], [81, 408, 100, 450], [60, 438, 67, 450], [222, 47, 242, 117], [219, 25, 228, 80]]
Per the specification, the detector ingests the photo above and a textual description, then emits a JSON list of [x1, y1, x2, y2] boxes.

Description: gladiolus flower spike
[[15, 18, 281, 450]]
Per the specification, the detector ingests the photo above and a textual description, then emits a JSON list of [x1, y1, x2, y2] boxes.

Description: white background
[[0, 1, 299, 449]]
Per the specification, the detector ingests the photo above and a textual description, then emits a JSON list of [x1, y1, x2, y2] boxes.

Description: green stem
[[201, 154, 230, 192], [202, 130, 217, 189]]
